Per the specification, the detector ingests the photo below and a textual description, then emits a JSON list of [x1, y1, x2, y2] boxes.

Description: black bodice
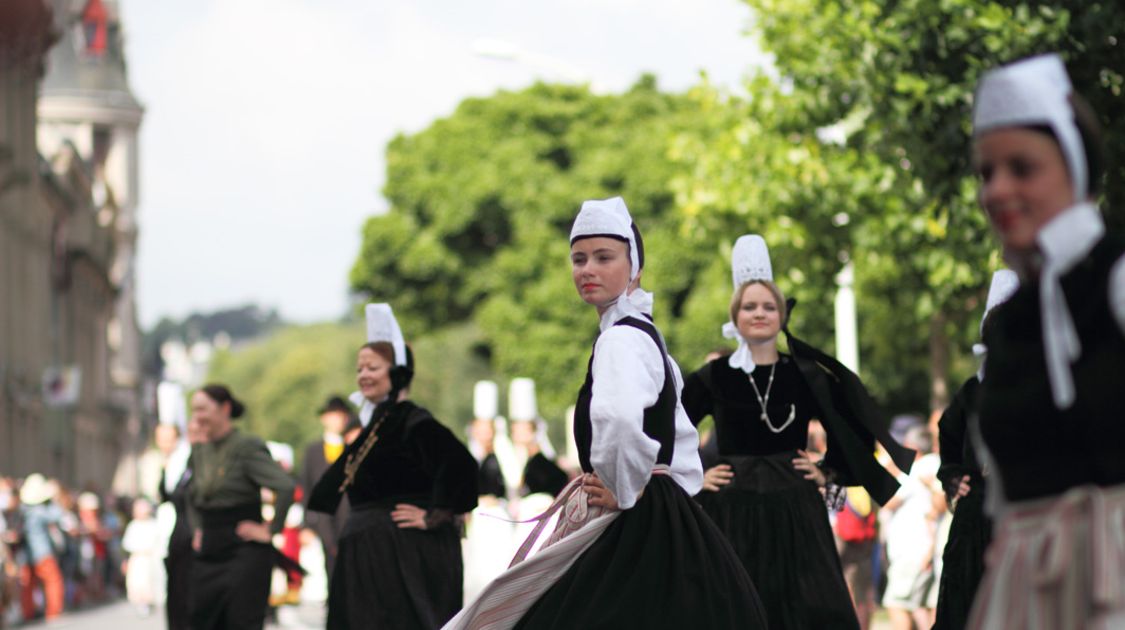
[[682, 355, 819, 456], [344, 401, 479, 513], [978, 235, 1125, 502]]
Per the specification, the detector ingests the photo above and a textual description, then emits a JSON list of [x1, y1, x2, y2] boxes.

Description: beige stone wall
[[0, 4, 129, 490]]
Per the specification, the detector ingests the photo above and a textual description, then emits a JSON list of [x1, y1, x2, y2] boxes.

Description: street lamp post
[[835, 262, 859, 374]]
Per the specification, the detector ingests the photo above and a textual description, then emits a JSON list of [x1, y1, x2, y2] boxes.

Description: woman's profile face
[[736, 283, 782, 344], [571, 237, 631, 310], [356, 347, 392, 402], [190, 391, 230, 440], [973, 127, 1075, 254]]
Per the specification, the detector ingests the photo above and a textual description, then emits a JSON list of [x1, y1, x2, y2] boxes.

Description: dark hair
[[1027, 92, 1104, 196], [360, 341, 396, 365], [317, 395, 352, 416], [199, 383, 245, 419]]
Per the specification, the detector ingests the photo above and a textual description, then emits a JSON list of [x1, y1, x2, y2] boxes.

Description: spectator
[[121, 498, 162, 617], [880, 427, 944, 630], [17, 474, 64, 622]]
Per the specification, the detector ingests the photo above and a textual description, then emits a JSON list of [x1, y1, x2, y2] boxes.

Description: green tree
[[677, 0, 1123, 412], [351, 77, 728, 425]]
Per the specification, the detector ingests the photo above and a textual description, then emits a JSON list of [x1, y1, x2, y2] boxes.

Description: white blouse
[[588, 289, 704, 509]]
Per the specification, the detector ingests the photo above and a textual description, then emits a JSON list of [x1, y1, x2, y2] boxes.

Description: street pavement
[[13, 598, 893, 629], [9, 600, 326, 629]]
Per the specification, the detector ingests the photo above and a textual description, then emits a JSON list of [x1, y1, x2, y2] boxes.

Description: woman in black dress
[[311, 303, 479, 630], [680, 234, 914, 629], [967, 54, 1125, 629], [931, 269, 1017, 630], [447, 196, 766, 629]]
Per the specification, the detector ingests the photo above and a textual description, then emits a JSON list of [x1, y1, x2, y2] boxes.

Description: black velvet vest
[[574, 316, 676, 474], [979, 234, 1125, 501]]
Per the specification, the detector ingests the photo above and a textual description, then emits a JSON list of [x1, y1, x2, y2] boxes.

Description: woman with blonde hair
[[681, 234, 914, 629]]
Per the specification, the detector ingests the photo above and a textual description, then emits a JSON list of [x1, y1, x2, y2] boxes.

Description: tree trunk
[[928, 311, 950, 414]]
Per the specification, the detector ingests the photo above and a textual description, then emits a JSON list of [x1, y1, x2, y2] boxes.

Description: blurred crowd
[[0, 474, 147, 626], [0, 402, 949, 630]]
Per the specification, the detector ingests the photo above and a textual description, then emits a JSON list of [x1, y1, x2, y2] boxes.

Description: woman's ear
[[629, 270, 643, 292]]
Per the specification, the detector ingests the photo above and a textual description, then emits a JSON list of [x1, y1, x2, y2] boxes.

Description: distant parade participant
[[156, 383, 194, 630], [187, 384, 296, 630], [447, 197, 766, 629], [967, 54, 1125, 629], [931, 270, 1017, 630], [309, 304, 478, 630], [680, 235, 915, 629], [299, 395, 354, 583], [508, 377, 569, 548], [462, 380, 517, 602]]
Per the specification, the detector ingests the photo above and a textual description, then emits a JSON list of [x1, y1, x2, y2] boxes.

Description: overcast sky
[[119, 0, 769, 328]]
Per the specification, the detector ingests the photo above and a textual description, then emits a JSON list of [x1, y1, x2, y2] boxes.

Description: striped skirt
[[968, 483, 1125, 630]]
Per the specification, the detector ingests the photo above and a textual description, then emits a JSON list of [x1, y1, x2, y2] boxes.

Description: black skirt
[[933, 489, 992, 630], [698, 451, 860, 630], [190, 542, 273, 630], [327, 503, 463, 630], [513, 474, 766, 630]]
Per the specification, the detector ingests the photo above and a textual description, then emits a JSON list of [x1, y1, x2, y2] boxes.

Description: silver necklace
[[748, 363, 797, 434]]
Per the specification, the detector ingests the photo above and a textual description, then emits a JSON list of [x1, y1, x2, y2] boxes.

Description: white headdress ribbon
[[1036, 202, 1103, 408]]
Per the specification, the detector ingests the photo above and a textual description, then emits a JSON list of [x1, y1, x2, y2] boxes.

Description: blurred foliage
[[351, 76, 723, 424], [143, 304, 284, 377], [268, 0, 1125, 447]]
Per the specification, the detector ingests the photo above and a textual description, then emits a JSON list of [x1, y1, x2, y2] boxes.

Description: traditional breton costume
[[155, 382, 193, 630], [680, 235, 915, 629], [445, 197, 766, 630], [299, 395, 354, 583], [187, 398, 297, 629], [968, 54, 1125, 630], [932, 270, 1017, 630], [508, 377, 569, 552], [463, 381, 518, 603], [309, 304, 478, 630]]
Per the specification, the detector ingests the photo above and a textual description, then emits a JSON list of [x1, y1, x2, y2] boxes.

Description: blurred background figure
[[160, 388, 205, 630], [462, 381, 517, 602], [17, 474, 64, 623], [835, 486, 879, 630], [879, 424, 945, 630], [121, 497, 162, 617], [299, 395, 354, 589], [508, 378, 568, 557]]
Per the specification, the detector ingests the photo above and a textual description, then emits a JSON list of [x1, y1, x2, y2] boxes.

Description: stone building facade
[[1, 0, 146, 491]]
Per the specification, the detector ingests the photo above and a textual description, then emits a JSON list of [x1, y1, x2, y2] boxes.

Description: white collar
[[1035, 202, 1104, 408], [598, 287, 654, 332], [721, 321, 757, 374], [349, 390, 387, 428], [163, 441, 191, 495]]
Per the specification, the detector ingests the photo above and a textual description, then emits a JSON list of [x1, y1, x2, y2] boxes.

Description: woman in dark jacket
[[311, 304, 478, 630]]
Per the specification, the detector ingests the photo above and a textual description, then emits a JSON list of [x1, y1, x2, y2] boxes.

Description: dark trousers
[[164, 547, 192, 630]]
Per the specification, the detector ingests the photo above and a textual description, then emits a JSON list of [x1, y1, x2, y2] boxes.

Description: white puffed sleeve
[[588, 326, 665, 509]]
